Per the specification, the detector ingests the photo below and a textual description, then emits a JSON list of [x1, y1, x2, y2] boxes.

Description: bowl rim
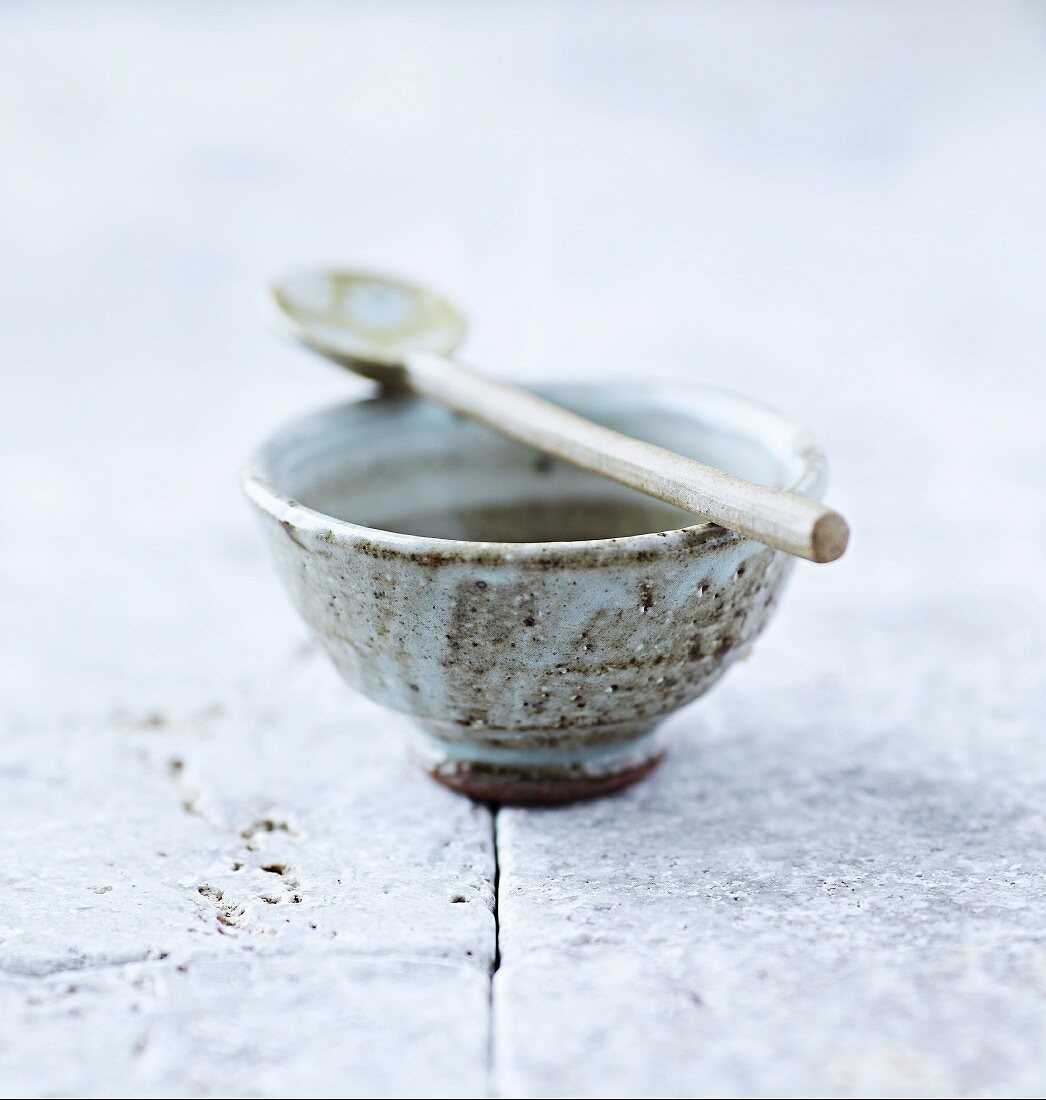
[[243, 382, 829, 565]]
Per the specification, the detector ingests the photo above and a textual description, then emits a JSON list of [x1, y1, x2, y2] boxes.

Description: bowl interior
[[254, 384, 818, 543]]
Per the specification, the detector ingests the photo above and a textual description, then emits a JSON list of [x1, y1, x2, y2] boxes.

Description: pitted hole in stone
[[197, 884, 247, 931], [241, 818, 295, 837], [451, 894, 469, 904], [240, 816, 300, 851], [258, 861, 302, 892]]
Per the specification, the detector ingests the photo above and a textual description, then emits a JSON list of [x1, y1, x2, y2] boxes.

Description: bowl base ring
[[410, 722, 666, 805], [423, 753, 664, 805]]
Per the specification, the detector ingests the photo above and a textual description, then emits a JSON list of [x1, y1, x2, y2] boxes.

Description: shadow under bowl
[[243, 383, 827, 804]]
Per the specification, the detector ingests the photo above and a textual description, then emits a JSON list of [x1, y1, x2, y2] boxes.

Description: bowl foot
[[410, 720, 666, 805], [423, 753, 664, 805]]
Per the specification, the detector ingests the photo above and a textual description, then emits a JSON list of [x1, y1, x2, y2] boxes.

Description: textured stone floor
[[3, 3, 1045, 1097]]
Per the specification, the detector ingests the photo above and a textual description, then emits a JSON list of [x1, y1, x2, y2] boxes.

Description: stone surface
[[3, 2, 1046, 1097], [495, 592, 1046, 1098], [1, 674, 495, 978], [0, 957, 490, 1099]]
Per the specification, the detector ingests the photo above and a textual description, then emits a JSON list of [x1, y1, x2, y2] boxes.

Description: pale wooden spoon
[[269, 269, 849, 563]]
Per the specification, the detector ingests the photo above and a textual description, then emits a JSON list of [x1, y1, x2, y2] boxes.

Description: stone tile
[[494, 594, 1046, 1096], [0, 955, 490, 1098], [0, 670, 495, 976]]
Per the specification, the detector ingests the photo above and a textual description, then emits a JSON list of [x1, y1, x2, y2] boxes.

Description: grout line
[[487, 803, 502, 1097], [491, 806, 502, 976]]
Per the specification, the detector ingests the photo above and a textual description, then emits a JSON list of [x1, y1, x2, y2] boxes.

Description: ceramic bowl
[[243, 383, 827, 803]]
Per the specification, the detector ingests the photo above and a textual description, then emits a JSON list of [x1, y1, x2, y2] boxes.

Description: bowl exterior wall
[[252, 508, 794, 798]]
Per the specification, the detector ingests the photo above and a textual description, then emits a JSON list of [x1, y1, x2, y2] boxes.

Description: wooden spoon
[[268, 268, 849, 563]]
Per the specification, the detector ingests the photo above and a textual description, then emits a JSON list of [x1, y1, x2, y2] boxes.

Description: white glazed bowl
[[244, 383, 827, 803]]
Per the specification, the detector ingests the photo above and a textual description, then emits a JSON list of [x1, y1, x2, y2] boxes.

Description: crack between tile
[[486, 804, 502, 1097]]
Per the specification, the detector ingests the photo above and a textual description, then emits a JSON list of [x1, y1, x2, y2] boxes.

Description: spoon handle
[[404, 352, 848, 563]]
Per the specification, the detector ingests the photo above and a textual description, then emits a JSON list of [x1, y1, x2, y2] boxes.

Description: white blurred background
[[3, 0, 1044, 709]]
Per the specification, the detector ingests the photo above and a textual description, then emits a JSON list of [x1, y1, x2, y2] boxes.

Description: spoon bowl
[[271, 269, 467, 384]]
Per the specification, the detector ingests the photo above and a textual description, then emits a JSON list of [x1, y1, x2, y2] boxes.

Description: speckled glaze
[[244, 384, 828, 803]]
